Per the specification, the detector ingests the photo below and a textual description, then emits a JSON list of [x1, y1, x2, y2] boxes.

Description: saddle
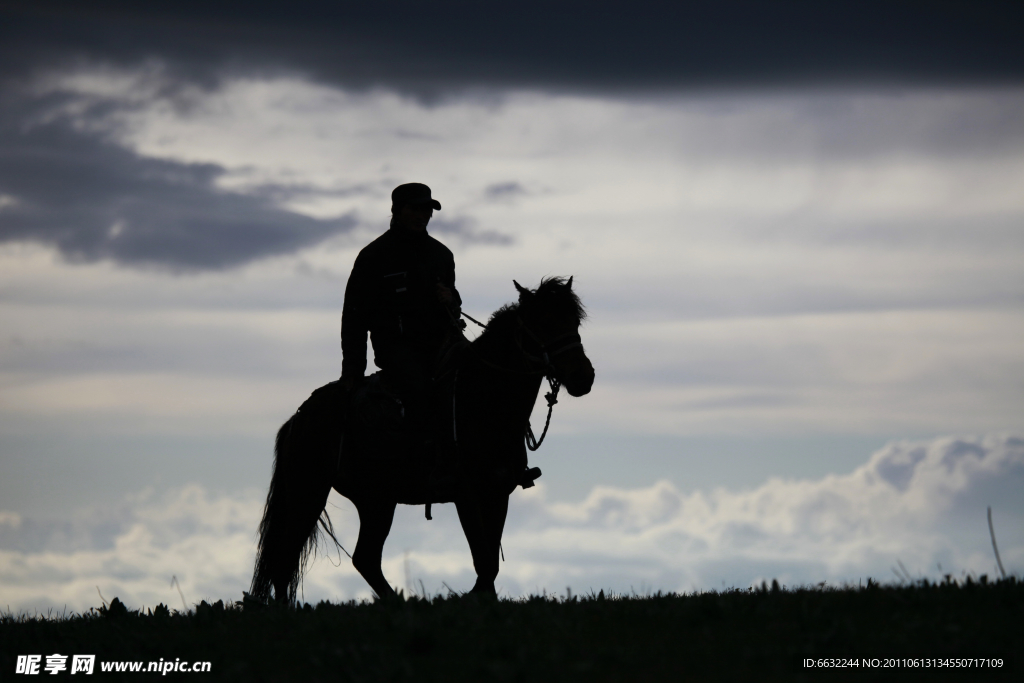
[[332, 330, 539, 506], [348, 328, 469, 440], [341, 370, 458, 505], [349, 372, 407, 441]]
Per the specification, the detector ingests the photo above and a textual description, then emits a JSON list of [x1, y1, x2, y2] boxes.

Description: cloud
[[483, 182, 527, 202], [3, 65, 1023, 272], [0, 486, 267, 613], [429, 216, 514, 246], [2, 2, 1023, 99], [0, 89, 359, 270], [501, 434, 1024, 592], [1, 434, 1019, 613]]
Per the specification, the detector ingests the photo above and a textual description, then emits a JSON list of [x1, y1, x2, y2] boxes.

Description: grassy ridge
[[2, 577, 1021, 681]]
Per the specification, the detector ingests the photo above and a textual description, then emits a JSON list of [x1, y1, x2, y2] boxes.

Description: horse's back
[[283, 380, 346, 462], [298, 379, 347, 416]]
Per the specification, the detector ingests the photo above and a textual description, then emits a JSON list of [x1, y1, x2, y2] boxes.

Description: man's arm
[[449, 260, 462, 309], [438, 251, 462, 311], [340, 253, 371, 384]]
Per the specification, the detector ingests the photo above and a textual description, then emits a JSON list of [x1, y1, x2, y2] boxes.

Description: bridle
[[518, 323, 583, 372], [459, 310, 580, 375]]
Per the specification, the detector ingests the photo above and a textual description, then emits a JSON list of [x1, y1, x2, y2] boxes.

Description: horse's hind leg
[[351, 496, 398, 600]]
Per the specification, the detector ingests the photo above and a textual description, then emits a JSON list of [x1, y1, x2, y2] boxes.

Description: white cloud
[[1, 434, 1019, 613], [501, 434, 1024, 593], [0, 486, 266, 614]]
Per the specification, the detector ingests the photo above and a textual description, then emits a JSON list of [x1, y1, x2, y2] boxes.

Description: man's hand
[[436, 282, 453, 305]]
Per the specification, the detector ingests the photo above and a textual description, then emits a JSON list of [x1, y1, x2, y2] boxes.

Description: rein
[[525, 376, 560, 452]]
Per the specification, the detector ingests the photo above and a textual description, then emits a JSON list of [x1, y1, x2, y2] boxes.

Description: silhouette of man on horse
[[339, 183, 463, 453], [252, 214, 595, 600]]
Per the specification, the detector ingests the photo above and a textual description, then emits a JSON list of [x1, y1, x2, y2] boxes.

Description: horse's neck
[[464, 333, 544, 421]]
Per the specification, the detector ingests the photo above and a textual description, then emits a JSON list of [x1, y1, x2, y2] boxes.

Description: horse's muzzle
[[563, 362, 595, 397]]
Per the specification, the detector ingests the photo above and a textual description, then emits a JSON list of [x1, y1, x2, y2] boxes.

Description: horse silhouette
[[250, 276, 595, 602]]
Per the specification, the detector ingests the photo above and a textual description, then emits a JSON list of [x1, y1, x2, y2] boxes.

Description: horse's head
[[514, 276, 595, 397]]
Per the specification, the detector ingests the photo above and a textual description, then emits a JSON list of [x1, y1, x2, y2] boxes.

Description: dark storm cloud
[[1, 1, 1021, 270], [0, 92, 357, 270], [2, 1, 1022, 97]]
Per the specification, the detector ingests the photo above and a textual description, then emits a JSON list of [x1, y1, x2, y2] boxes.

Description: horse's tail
[[250, 409, 338, 604]]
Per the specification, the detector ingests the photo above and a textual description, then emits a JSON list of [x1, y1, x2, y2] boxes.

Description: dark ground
[[2, 577, 1020, 681]]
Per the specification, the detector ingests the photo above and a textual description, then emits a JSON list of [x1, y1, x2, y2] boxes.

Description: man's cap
[[392, 183, 441, 211]]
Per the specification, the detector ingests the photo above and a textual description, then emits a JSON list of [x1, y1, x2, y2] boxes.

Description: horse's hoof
[[468, 580, 497, 598]]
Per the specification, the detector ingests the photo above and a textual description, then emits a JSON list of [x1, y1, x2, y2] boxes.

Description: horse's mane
[[475, 276, 586, 344]]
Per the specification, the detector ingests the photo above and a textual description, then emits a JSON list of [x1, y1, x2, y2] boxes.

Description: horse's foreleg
[[351, 497, 398, 600], [455, 486, 509, 595]]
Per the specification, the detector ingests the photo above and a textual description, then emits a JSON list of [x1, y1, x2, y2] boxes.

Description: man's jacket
[[341, 225, 462, 379]]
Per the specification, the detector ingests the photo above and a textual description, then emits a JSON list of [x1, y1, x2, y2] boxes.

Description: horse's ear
[[566, 275, 573, 289], [513, 280, 532, 300]]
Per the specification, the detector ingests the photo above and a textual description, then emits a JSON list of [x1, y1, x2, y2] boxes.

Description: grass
[[2, 576, 1021, 681]]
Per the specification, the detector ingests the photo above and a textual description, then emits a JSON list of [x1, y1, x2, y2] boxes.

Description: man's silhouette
[[340, 183, 462, 448]]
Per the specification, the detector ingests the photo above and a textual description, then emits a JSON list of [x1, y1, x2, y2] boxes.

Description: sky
[[1, 1, 1022, 612]]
